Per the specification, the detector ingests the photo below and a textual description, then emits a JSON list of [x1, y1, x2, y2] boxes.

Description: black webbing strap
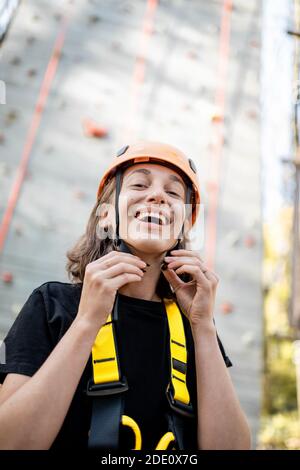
[[89, 394, 125, 450], [165, 411, 186, 450]]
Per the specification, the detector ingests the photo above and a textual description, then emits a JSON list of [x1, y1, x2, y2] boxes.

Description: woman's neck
[[118, 251, 165, 302]]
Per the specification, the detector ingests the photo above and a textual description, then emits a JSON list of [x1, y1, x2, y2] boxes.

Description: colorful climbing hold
[[244, 235, 256, 248], [1, 272, 13, 284], [73, 190, 86, 200], [220, 301, 234, 314], [82, 118, 108, 138]]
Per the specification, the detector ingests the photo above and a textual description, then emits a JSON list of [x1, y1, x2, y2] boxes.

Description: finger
[[99, 250, 143, 263], [175, 264, 210, 284], [165, 257, 202, 270], [101, 262, 145, 279], [90, 252, 146, 270], [100, 255, 146, 271], [169, 249, 204, 262], [204, 270, 219, 285], [172, 258, 216, 285], [161, 266, 185, 292], [113, 273, 144, 290]]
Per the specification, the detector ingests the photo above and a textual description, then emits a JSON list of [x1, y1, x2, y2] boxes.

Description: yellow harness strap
[[90, 298, 191, 450], [164, 299, 191, 407], [121, 415, 142, 450], [155, 432, 176, 450], [92, 313, 120, 385]]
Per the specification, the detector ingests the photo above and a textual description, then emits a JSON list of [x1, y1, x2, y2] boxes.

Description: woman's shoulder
[[32, 281, 83, 320], [35, 280, 83, 297]]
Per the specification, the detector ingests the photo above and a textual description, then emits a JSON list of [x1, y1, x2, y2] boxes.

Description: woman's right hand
[[76, 251, 146, 330]]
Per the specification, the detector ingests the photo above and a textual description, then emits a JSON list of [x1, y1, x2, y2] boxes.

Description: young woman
[[0, 141, 251, 450]]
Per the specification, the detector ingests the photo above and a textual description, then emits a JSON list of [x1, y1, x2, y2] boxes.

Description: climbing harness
[[87, 293, 194, 450]]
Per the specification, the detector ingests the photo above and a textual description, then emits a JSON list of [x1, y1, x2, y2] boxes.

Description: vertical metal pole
[[291, 160, 300, 331], [293, 340, 300, 419], [290, 0, 300, 423]]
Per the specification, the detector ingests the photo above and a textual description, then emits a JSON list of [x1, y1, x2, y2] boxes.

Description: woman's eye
[[131, 184, 182, 197]]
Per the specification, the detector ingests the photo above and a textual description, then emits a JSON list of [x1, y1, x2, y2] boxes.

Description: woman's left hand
[[161, 249, 219, 327]]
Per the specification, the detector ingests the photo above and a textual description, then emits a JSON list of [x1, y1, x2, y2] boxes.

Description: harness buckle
[[86, 377, 129, 397], [166, 385, 194, 419]]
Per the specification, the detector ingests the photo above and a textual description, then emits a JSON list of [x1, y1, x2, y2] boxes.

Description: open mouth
[[134, 210, 171, 226]]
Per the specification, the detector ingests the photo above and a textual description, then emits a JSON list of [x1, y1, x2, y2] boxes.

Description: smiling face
[[117, 162, 187, 254]]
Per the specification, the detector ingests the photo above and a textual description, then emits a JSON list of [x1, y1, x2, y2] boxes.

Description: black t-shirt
[[0, 281, 232, 450]]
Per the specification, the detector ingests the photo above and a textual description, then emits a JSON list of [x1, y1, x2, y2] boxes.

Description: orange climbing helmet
[[97, 141, 201, 225]]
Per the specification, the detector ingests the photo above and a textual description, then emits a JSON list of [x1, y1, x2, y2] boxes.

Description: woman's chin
[[125, 238, 175, 254]]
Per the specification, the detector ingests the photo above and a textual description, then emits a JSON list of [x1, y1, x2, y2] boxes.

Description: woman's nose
[[145, 187, 167, 204]]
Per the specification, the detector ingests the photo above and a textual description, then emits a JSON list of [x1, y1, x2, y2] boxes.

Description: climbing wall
[[0, 0, 262, 445]]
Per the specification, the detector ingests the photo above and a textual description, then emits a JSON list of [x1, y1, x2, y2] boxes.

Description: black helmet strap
[[114, 168, 122, 248]]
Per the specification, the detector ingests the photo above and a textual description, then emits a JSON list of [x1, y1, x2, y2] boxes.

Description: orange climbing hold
[[211, 113, 224, 123], [1, 272, 13, 283], [220, 301, 234, 314], [82, 118, 108, 138], [244, 235, 256, 248], [73, 190, 85, 200]]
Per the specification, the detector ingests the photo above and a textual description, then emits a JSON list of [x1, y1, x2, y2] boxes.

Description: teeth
[[142, 215, 160, 225], [135, 211, 168, 225]]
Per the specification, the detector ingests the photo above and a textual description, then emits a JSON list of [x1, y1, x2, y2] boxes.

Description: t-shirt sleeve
[[0, 288, 53, 384]]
